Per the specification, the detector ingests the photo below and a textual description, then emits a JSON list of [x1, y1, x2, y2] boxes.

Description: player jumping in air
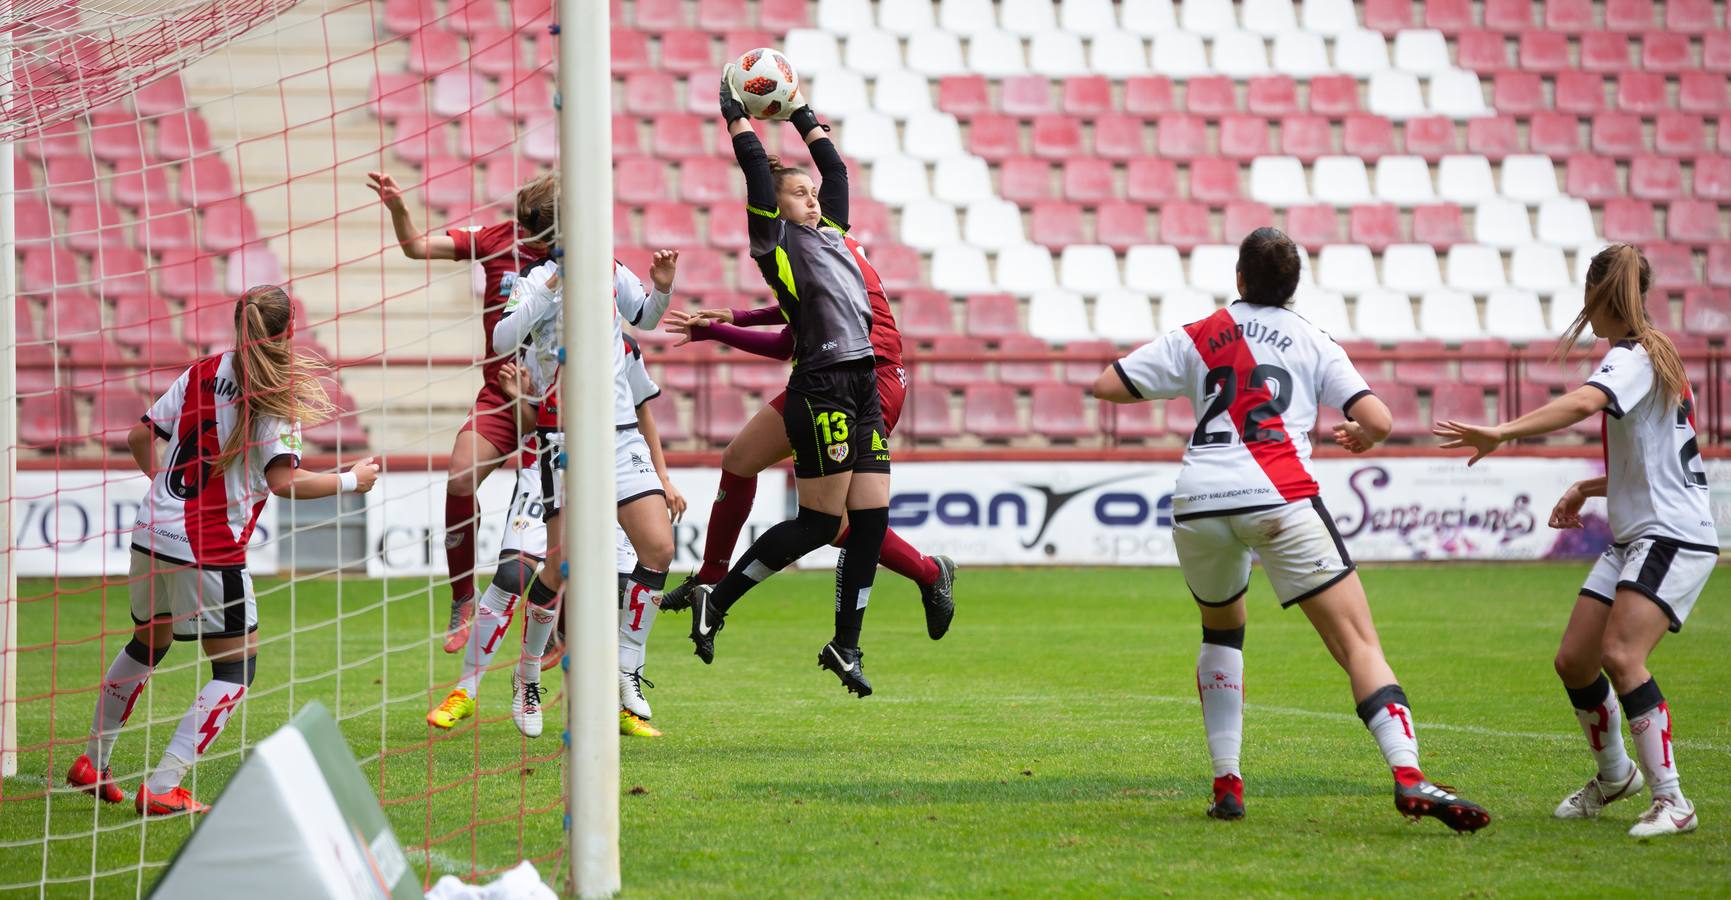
[[683, 73, 892, 696], [491, 246, 680, 737], [66, 286, 379, 816], [1093, 228, 1491, 832], [366, 170, 551, 653], [1435, 244, 1714, 838]]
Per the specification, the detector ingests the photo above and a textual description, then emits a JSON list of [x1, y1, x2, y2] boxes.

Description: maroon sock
[[697, 470, 757, 584], [444, 493, 477, 603], [878, 527, 939, 586]]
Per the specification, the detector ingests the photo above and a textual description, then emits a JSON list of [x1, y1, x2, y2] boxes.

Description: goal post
[[556, 2, 620, 897]]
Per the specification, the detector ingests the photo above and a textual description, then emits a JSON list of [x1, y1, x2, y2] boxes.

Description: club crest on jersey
[[827, 442, 850, 463]]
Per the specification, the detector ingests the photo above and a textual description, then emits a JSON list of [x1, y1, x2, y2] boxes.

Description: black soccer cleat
[[920, 556, 957, 641], [659, 574, 706, 613], [818, 642, 872, 697], [1207, 774, 1245, 821], [1395, 778, 1491, 833], [688, 585, 723, 664]]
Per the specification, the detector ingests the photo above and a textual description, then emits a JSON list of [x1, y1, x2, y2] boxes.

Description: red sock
[[697, 470, 757, 584], [878, 527, 939, 586], [445, 493, 477, 603], [1392, 765, 1426, 788]]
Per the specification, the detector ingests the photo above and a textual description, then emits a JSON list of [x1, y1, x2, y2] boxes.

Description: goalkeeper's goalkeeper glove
[[718, 66, 749, 125]]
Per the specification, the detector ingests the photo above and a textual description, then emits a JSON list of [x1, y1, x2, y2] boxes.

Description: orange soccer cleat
[[66, 754, 125, 804], [135, 784, 209, 817]]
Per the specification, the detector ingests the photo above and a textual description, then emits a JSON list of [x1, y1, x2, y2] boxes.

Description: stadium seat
[[1372, 155, 1433, 204], [1292, 285, 1354, 336], [1061, 158, 1115, 203], [1380, 243, 1443, 296], [1247, 76, 1300, 117], [1518, 32, 1571, 74], [1429, 383, 1490, 427], [1222, 201, 1274, 243], [1029, 202, 1087, 250], [1551, 74, 1605, 118], [1579, 32, 1632, 73], [996, 334, 1055, 387], [964, 293, 1022, 338], [18, 393, 75, 450], [1150, 32, 1209, 78], [1123, 76, 1175, 118], [1157, 288, 1217, 331], [1029, 31, 1090, 79], [996, 157, 1052, 205], [1536, 197, 1599, 248], [1093, 116, 1147, 161], [1158, 202, 1215, 251], [1466, 117, 1520, 161], [933, 155, 994, 206], [908, 32, 970, 78], [1249, 156, 1308, 206], [43, 291, 103, 340], [1437, 156, 1496, 205], [1380, 383, 1427, 438], [154, 249, 217, 299], [1668, 200, 1724, 245], [1217, 117, 1271, 162], [643, 203, 702, 248], [1455, 30, 1511, 73], [1285, 204, 1340, 250], [1348, 204, 1401, 252], [1278, 116, 1332, 162], [1339, 30, 1393, 78], [1188, 245, 1240, 297], [694, 383, 748, 446], [1394, 29, 1450, 75], [1566, 156, 1622, 202], [1094, 202, 1152, 251], [1313, 156, 1372, 206], [1155, 115, 1207, 160], [1317, 244, 1378, 296], [930, 244, 995, 295], [1030, 382, 1091, 441], [1492, 74, 1545, 117], [1058, 245, 1121, 295], [1655, 114, 1708, 157], [1342, 115, 1397, 159], [1092, 290, 1157, 343], [1679, 72, 1729, 115], [1001, 75, 1056, 117], [1708, 247, 1731, 288], [1422, 0, 1472, 31], [1696, 156, 1731, 203], [44, 157, 99, 208], [1309, 76, 1361, 118], [1615, 73, 1669, 117], [1641, 33, 1693, 74], [64, 202, 124, 255], [1500, 155, 1559, 206], [900, 198, 961, 252], [200, 200, 259, 254], [1303, 0, 1360, 35], [964, 198, 1026, 250], [1367, 71, 1425, 121], [1403, 116, 1459, 160], [998, 246, 1056, 296], [1185, 76, 1236, 118], [1190, 158, 1242, 204], [1106, 398, 1160, 442], [905, 382, 958, 441], [937, 0, 996, 35], [967, 115, 1021, 162], [1123, 246, 1186, 296], [1062, 76, 1114, 118], [968, 30, 1029, 77], [1447, 244, 1509, 295], [1418, 289, 1483, 339], [1510, 244, 1572, 294], [963, 383, 1023, 441], [1603, 0, 1654, 30], [1681, 289, 1731, 338], [1483, 289, 1552, 341], [1454, 338, 1511, 387], [871, 155, 931, 207], [897, 291, 955, 340], [1060, 0, 1119, 36], [1603, 199, 1659, 243], [1591, 114, 1644, 158], [1125, 157, 1178, 204], [938, 75, 990, 119]]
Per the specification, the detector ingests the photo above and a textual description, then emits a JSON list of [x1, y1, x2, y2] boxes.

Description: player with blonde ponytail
[[1435, 244, 1715, 838], [65, 285, 380, 816]]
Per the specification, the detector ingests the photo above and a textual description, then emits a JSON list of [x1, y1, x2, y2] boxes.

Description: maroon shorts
[[458, 381, 521, 456], [769, 364, 905, 434]]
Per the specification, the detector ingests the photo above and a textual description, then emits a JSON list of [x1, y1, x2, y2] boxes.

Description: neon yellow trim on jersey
[[820, 216, 848, 234], [805, 397, 825, 477], [747, 204, 780, 219], [774, 246, 799, 301]]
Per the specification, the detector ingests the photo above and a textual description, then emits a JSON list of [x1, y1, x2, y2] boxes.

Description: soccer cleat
[[1207, 774, 1245, 820], [920, 556, 957, 641], [619, 668, 653, 721], [659, 574, 705, 613], [427, 689, 476, 729], [511, 673, 544, 738], [818, 642, 872, 697], [135, 784, 208, 817], [1554, 765, 1644, 819], [619, 709, 662, 738], [1394, 777, 1491, 833], [443, 596, 475, 653], [1629, 796, 1698, 838], [66, 754, 125, 804], [689, 586, 724, 664]]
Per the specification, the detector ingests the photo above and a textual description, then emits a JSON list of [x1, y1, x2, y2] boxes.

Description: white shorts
[[502, 460, 638, 573], [128, 549, 257, 640], [1173, 498, 1356, 607], [536, 428, 665, 522], [1580, 537, 1717, 633]]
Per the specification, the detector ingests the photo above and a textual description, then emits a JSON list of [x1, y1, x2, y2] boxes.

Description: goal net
[[0, 0, 598, 891]]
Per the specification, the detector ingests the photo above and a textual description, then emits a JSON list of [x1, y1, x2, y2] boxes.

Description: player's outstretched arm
[[1434, 384, 1607, 466], [267, 456, 378, 499], [366, 172, 458, 260], [1549, 475, 1608, 529]]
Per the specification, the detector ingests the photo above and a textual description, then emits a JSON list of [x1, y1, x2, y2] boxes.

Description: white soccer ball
[[728, 48, 800, 120]]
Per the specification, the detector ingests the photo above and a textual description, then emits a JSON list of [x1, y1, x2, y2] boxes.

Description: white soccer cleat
[[1554, 765, 1644, 819], [1629, 796, 1698, 838], [618, 668, 652, 721], [511, 672, 544, 738]]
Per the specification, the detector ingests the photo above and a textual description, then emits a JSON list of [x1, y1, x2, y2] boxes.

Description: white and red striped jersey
[[1584, 341, 1717, 549], [1114, 302, 1372, 518], [133, 352, 302, 568]]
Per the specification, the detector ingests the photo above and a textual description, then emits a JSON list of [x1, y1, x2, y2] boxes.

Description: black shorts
[[784, 360, 891, 480]]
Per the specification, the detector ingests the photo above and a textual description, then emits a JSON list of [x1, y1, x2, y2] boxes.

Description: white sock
[[86, 641, 160, 769], [1357, 684, 1420, 772], [1623, 679, 1682, 801], [458, 583, 518, 697], [619, 569, 663, 674], [1566, 675, 1634, 782], [1196, 635, 1244, 779], [518, 577, 561, 683], [146, 676, 247, 794]]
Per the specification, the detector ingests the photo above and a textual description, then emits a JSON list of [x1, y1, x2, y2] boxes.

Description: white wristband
[[338, 471, 359, 493]]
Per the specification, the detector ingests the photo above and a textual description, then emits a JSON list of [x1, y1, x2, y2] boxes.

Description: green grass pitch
[[3, 563, 1727, 897]]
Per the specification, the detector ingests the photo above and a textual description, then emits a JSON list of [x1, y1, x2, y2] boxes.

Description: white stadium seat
[[1295, 246, 1316, 285], [873, 69, 933, 119], [1030, 31, 1090, 78], [1292, 285, 1355, 337], [905, 29, 967, 76], [1120, 0, 1177, 36], [1392, 30, 1451, 75], [1301, 0, 1360, 36], [1060, 0, 1119, 37], [1093, 289, 1158, 342], [877, 0, 936, 37], [1181, 0, 1238, 36], [1123, 245, 1186, 296], [1446, 244, 1509, 295], [1510, 244, 1572, 294], [1189, 245, 1242, 297], [1574, 244, 1610, 285], [842, 111, 901, 162], [1000, 0, 1058, 37], [784, 30, 842, 78], [1151, 31, 1210, 78], [1354, 289, 1420, 341], [846, 30, 903, 77], [967, 29, 1028, 77], [1335, 30, 1391, 77], [1090, 31, 1151, 77], [1474, 198, 1534, 249], [1367, 71, 1425, 120], [1240, 0, 1299, 37], [1313, 156, 1373, 206], [1373, 155, 1436, 204], [900, 199, 960, 251], [931, 243, 995, 294], [903, 111, 964, 161], [1550, 290, 1586, 333], [1059, 244, 1122, 294], [1381, 243, 1443, 296], [1250, 156, 1310, 206], [1428, 69, 1489, 117], [1500, 155, 1560, 205], [1437, 155, 1497, 205], [808, 70, 869, 120], [1212, 32, 1271, 79], [996, 243, 1057, 295], [1484, 289, 1552, 341], [933, 155, 993, 205], [937, 0, 997, 36], [1537, 198, 1599, 249], [1272, 31, 1330, 78], [1158, 288, 1217, 331], [1317, 244, 1379, 295], [963, 198, 1026, 249], [1028, 288, 1097, 342], [1418, 289, 1484, 339], [869, 154, 930, 205], [818, 0, 876, 35]]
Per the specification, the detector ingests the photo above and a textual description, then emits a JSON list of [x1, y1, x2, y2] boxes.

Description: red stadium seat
[[1412, 204, 1467, 249], [845, 198, 892, 245], [1392, 345, 1451, 387], [968, 115, 1022, 162], [1603, 199, 1659, 243], [447, 0, 502, 33], [88, 113, 145, 163], [938, 75, 990, 119], [199, 199, 258, 254], [1567, 156, 1622, 201], [632, 0, 688, 29], [111, 292, 177, 347], [1093, 115, 1145, 160], [91, 388, 153, 448], [1646, 243, 1698, 290], [1458, 339, 1512, 387], [1155, 115, 1207, 159], [655, 361, 702, 393], [499, 76, 552, 121], [1591, 114, 1644, 157], [14, 197, 50, 246], [154, 249, 217, 299], [1682, 288, 1731, 337], [906, 383, 958, 441], [1218, 116, 1269, 161], [1492, 74, 1545, 117], [1342, 115, 1397, 159], [615, 157, 669, 203], [610, 28, 651, 74], [1668, 200, 1723, 244], [757, 0, 809, 31], [1528, 112, 1583, 157], [1484, 0, 1536, 29], [382, 0, 434, 31], [92, 247, 149, 298], [21, 121, 81, 160], [1679, 73, 1729, 114], [1002, 76, 1057, 117], [1706, 33, 1731, 73], [422, 157, 477, 214], [677, 248, 729, 293], [1125, 157, 1179, 203], [694, 383, 749, 445], [651, 114, 708, 159], [1616, 73, 1668, 116], [965, 294, 1022, 339], [643, 202, 702, 248], [391, 113, 448, 167], [1655, 114, 1707, 157], [963, 384, 1022, 441], [1518, 32, 1571, 73], [1224, 201, 1274, 241], [1349, 204, 1402, 252], [1665, 0, 1717, 33], [1696, 156, 1731, 202], [1107, 399, 1159, 442], [1163, 396, 1196, 437], [21, 246, 80, 295], [611, 113, 643, 157], [1553, 73, 1605, 115], [622, 71, 681, 116], [1279, 115, 1332, 162], [110, 159, 171, 209], [1604, 0, 1655, 31], [1424, 0, 1474, 33], [719, 31, 773, 57], [64, 202, 124, 255], [1030, 202, 1087, 250], [996, 335, 1054, 387], [678, 157, 739, 205], [18, 394, 75, 450], [1628, 156, 1681, 200], [1284, 204, 1340, 250], [1430, 384, 1489, 426], [1378, 383, 1426, 438], [1579, 32, 1632, 73], [869, 244, 923, 292], [930, 337, 991, 387], [1123, 76, 1175, 117], [897, 291, 955, 340], [1030, 382, 1090, 441], [407, 30, 462, 76], [1032, 115, 1084, 159], [1403, 117, 1459, 160], [1158, 202, 1214, 251], [370, 72, 424, 121], [1544, 0, 1593, 31], [135, 76, 188, 116], [1362, 0, 1414, 33], [45, 157, 99, 207], [1466, 116, 1520, 160], [43, 291, 102, 340], [1308, 76, 1360, 118], [1061, 158, 1114, 203], [660, 31, 717, 76], [1185, 76, 1236, 118], [999, 156, 1055, 203], [180, 156, 238, 208], [182, 293, 238, 349], [1063, 77, 1114, 118], [1456, 31, 1511, 73], [1095, 201, 1151, 251], [1190, 158, 1242, 204]]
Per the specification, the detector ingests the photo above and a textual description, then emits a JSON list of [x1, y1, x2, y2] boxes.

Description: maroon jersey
[[843, 234, 903, 370], [447, 221, 548, 381]]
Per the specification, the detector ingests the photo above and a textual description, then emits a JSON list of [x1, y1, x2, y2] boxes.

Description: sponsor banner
[[364, 468, 787, 578], [11, 471, 278, 576], [798, 458, 1618, 568]]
